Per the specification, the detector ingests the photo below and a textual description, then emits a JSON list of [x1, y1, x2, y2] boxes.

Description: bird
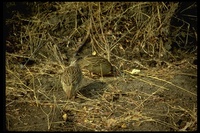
[[77, 55, 113, 76], [60, 58, 83, 99]]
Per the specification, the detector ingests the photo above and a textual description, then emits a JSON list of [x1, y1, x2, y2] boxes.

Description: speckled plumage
[[61, 60, 82, 99], [77, 55, 112, 76]]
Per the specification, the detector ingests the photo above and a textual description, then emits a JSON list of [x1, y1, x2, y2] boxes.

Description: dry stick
[[74, 17, 92, 57], [125, 70, 196, 96], [91, 14, 136, 58], [98, 3, 111, 61], [24, 65, 40, 106], [6, 53, 30, 59], [145, 74, 197, 96], [122, 70, 196, 119], [90, 17, 105, 53], [6, 69, 39, 102], [110, 26, 135, 51], [49, 95, 57, 130], [93, 3, 137, 60], [126, 73, 169, 111], [112, 54, 148, 70], [90, 6, 109, 56], [23, 31, 45, 67], [115, 75, 178, 129], [175, 72, 197, 77], [40, 105, 53, 130], [167, 103, 197, 122], [153, 118, 179, 130]]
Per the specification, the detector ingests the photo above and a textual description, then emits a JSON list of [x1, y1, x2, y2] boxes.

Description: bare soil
[[6, 54, 197, 131]]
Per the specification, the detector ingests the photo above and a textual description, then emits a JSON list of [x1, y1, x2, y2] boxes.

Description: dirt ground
[[6, 54, 197, 131]]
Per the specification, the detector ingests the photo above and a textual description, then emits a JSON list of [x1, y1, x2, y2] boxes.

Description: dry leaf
[[62, 113, 67, 121]]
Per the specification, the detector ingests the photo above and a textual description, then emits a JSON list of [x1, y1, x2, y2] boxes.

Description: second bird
[[77, 55, 112, 76]]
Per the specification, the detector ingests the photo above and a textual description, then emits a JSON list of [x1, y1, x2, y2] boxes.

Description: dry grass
[[5, 2, 197, 131]]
